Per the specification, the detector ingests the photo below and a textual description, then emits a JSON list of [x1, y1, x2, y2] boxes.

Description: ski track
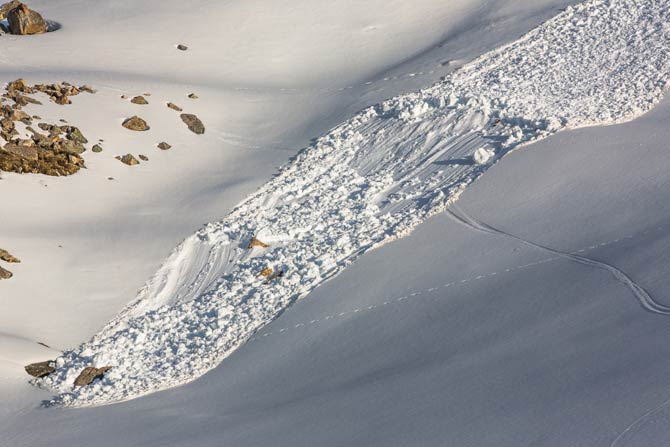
[[38, 0, 670, 406], [447, 205, 670, 315]]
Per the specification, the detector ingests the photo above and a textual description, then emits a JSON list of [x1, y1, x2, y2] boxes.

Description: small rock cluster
[[0, 247, 20, 280], [0, 1, 47, 35], [0, 78, 96, 175], [24, 361, 112, 387]]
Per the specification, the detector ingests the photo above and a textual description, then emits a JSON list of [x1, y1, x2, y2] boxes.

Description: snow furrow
[[39, 0, 670, 406], [447, 205, 670, 315]]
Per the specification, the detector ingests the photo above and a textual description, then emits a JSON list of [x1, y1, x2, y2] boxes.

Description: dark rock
[[73, 366, 111, 387], [65, 126, 87, 144], [138, 154, 148, 161], [188, 93, 198, 99], [0, 265, 12, 279], [116, 154, 139, 165], [0, 1, 20, 20], [91, 144, 103, 153], [157, 142, 171, 150], [177, 44, 188, 51], [166, 102, 182, 112], [180, 113, 205, 134], [130, 95, 148, 105], [7, 2, 48, 35], [0, 248, 20, 263], [24, 361, 55, 378], [122, 115, 150, 131], [247, 237, 269, 249]]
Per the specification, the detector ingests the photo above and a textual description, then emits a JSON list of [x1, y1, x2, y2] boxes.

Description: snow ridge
[[40, 0, 670, 406]]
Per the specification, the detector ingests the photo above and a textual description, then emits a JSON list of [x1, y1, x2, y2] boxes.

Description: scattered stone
[[130, 95, 148, 105], [180, 113, 205, 134], [259, 268, 273, 277], [247, 237, 269, 249], [188, 93, 198, 99], [0, 266, 12, 279], [116, 154, 139, 166], [59, 118, 67, 123], [120, 95, 127, 99], [6, 2, 47, 35], [122, 115, 150, 131], [0, 248, 20, 263], [91, 144, 103, 153], [167, 102, 182, 112], [143, 93, 151, 96], [24, 361, 55, 378], [73, 366, 111, 387], [157, 142, 171, 150], [138, 154, 148, 161], [177, 44, 188, 51], [32, 115, 41, 119]]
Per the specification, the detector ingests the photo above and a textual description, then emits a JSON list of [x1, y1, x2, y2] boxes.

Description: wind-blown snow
[[39, 0, 670, 406]]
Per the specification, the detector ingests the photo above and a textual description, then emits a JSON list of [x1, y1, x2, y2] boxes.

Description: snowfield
[[34, 0, 670, 407]]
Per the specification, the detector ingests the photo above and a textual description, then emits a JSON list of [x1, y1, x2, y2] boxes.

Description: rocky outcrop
[[122, 116, 150, 131], [73, 366, 111, 387], [180, 113, 205, 134], [6, 2, 47, 35], [24, 361, 55, 378], [247, 237, 269, 249]]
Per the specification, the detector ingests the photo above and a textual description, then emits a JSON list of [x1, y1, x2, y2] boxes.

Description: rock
[[130, 95, 148, 105], [247, 237, 269, 249], [79, 85, 96, 94], [7, 2, 48, 35], [91, 144, 103, 153], [157, 142, 171, 150], [0, 248, 20, 263], [138, 154, 148, 161], [177, 44, 188, 51], [167, 102, 182, 112], [263, 270, 284, 284], [0, 266, 12, 279], [122, 115, 150, 131], [180, 113, 205, 134], [73, 366, 111, 387], [116, 154, 139, 166], [0, 1, 20, 20], [2, 141, 38, 160], [188, 93, 198, 99], [58, 139, 86, 154], [259, 268, 273, 277], [0, 22, 8, 33], [65, 126, 87, 144], [24, 361, 55, 378]]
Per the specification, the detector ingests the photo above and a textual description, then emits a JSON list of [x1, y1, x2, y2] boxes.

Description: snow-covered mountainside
[[35, 0, 670, 406]]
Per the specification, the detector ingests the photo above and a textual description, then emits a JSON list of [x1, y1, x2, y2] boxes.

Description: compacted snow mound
[[40, 0, 670, 406]]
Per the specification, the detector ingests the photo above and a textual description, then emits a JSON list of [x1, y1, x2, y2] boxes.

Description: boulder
[[0, 248, 20, 263], [157, 142, 171, 150], [7, 2, 48, 35], [0, 266, 12, 279], [91, 144, 103, 153], [180, 113, 205, 134], [24, 361, 55, 378], [130, 95, 148, 105], [0, 1, 20, 20], [116, 154, 139, 166], [73, 366, 111, 387], [122, 115, 150, 131]]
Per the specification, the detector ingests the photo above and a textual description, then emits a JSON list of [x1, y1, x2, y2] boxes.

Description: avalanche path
[[39, 0, 670, 406]]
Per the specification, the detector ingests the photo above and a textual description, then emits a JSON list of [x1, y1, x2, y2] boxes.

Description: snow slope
[[6, 82, 670, 447], [34, 0, 670, 406]]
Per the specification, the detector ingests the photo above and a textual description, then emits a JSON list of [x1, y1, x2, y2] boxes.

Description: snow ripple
[[40, 0, 670, 406]]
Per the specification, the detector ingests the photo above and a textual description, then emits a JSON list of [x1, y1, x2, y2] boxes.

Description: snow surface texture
[[39, 0, 670, 406]]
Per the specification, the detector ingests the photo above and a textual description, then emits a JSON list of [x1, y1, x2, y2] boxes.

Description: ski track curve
[[39, 0, 670, 406], [447, 205, 670, 315]]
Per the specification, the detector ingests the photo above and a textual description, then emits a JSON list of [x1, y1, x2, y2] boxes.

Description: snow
[[28, 0, 670, 407], [6, 0, 670, 444]]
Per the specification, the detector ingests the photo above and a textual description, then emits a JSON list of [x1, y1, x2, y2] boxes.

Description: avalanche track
[[40, 0, 670, 406]]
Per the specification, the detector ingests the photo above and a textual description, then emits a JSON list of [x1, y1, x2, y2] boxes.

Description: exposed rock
[[0, 1, 21, 20], [130, 95, 148, 105], [259, 268, 273, 277], [79, 85, 96, 94], [0, 248, 20, 263], [24, 361, 55, 378], [3, 140, 38, 160], [58, 139, 86, 154], [180, 113, 205, 134], [177, 44, 188, 51], [122, 115, 150, 131], [138, 154, 148, 161], [247, 237, 269, 249], [264, 270, 284, 284], [188, 93, 198, 99], [73, 366, 111, 387], [116, 154, 139, 166], [157, 142, 171, 150], [65, 126, 87, 144], [166, 102, 182, 112], [7, 2, 48, 35], [91, 144, 103, 153], [0, 266, 12, 279]]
